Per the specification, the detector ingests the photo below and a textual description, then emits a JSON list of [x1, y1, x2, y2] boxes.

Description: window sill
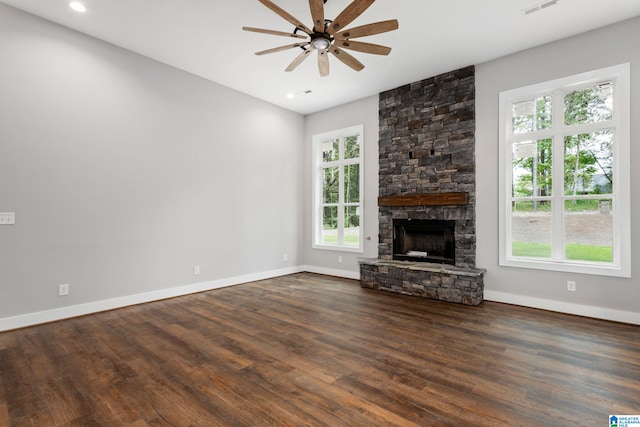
[[499, 257, 630, 278], [313, 243, 364, 254]]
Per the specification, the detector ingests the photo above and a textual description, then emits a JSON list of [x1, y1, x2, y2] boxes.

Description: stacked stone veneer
[[360, 65, 485, 306], [360, 260, 484, 305]]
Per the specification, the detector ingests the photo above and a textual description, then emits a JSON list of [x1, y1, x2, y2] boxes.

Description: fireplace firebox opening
[[393, 219, 455, 265]]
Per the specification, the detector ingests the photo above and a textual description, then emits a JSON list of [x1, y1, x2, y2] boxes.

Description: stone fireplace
[[359, 66, 485, 306]]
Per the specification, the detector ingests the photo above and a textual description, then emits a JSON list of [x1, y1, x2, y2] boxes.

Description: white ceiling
[[2, 0, 639, 115]]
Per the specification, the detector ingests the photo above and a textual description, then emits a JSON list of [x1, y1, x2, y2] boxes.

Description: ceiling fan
[[243, 0, 399, 77]]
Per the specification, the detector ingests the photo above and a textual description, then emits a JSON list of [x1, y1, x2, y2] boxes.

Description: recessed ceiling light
[[69, 2, 87, 13], [286, 93, 295, 99]]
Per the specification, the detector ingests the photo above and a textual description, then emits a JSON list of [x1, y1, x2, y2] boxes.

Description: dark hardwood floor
[[1, 272, 639, 426]]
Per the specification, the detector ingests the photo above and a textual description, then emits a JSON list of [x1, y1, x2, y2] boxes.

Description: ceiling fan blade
[[255, 43, 309, 56], [326, 0, 376, 35], [335, 40, 391, 55], [329, 46, 365, 72], [318, 49, 330, 77], [285, 48, 313, 72], [243, 26, 308, 39], [258, 0, 313, 35], [334, 19, 399, 40], [309, 0, 325, 33]]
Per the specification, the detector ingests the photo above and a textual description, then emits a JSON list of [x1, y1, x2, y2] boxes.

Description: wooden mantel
[[378, 192, 469, 207]]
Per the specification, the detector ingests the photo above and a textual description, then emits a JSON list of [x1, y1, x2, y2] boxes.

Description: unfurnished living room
[[1, 0, 639, 425]]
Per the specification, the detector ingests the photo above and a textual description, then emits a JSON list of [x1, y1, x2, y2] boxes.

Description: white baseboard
[[300, 265, 360, 280], [0, 266, 304, 332], [484, 290, 640, 325], [8, 269, 632, 331]]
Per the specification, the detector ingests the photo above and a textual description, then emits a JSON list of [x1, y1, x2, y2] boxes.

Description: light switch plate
[[0, 212, 15, 225]]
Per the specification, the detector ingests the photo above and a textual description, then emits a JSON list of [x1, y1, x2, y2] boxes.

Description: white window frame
[[312, 124, 364, 252], [498, 63, 630, 277]]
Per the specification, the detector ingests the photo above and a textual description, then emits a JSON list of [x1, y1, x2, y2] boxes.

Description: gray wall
[[303, 96, 379, 278], [0, 4, 304, 322], [475, 16, 640, 322]]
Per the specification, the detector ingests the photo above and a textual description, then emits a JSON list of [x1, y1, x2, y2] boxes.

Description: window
[[499, 64, 630, 277], [313, 125, 364, 251]]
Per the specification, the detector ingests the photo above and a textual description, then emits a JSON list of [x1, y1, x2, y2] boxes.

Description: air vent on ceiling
[[523, 0, 559, 15]]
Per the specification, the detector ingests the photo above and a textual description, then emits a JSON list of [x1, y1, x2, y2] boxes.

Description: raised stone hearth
[[359, 259, 485, 306], [360, 65, 484, 305]]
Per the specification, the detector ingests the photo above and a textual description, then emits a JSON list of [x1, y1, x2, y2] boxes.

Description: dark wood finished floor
[[1, 273, 639, 426]]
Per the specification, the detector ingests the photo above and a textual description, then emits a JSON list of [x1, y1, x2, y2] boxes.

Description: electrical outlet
[[567, 280, 576, 292], [283, 254, 288, 262], [59, 284, 69, 296], [194, 266, 200, 276], [338, 256, 343, 263]]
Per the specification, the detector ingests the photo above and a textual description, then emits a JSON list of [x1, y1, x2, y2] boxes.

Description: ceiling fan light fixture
[[310, 36, 331, 50]]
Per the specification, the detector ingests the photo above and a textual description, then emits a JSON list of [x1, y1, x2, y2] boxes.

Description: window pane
[[321, 206, 338, 245], [564, 82, 613, 125], [512, 139, 552, 198], [344, 206, 360, 247], [322, 139, 340, 162], [512, 96, 552, 134], [511, 202, 552, 258], [564, 130, 613, 195], [322, 167, 339, 204], [344, 135, 360, 159], [564, 199, 613, 263], [344, 164, 359, 203]]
